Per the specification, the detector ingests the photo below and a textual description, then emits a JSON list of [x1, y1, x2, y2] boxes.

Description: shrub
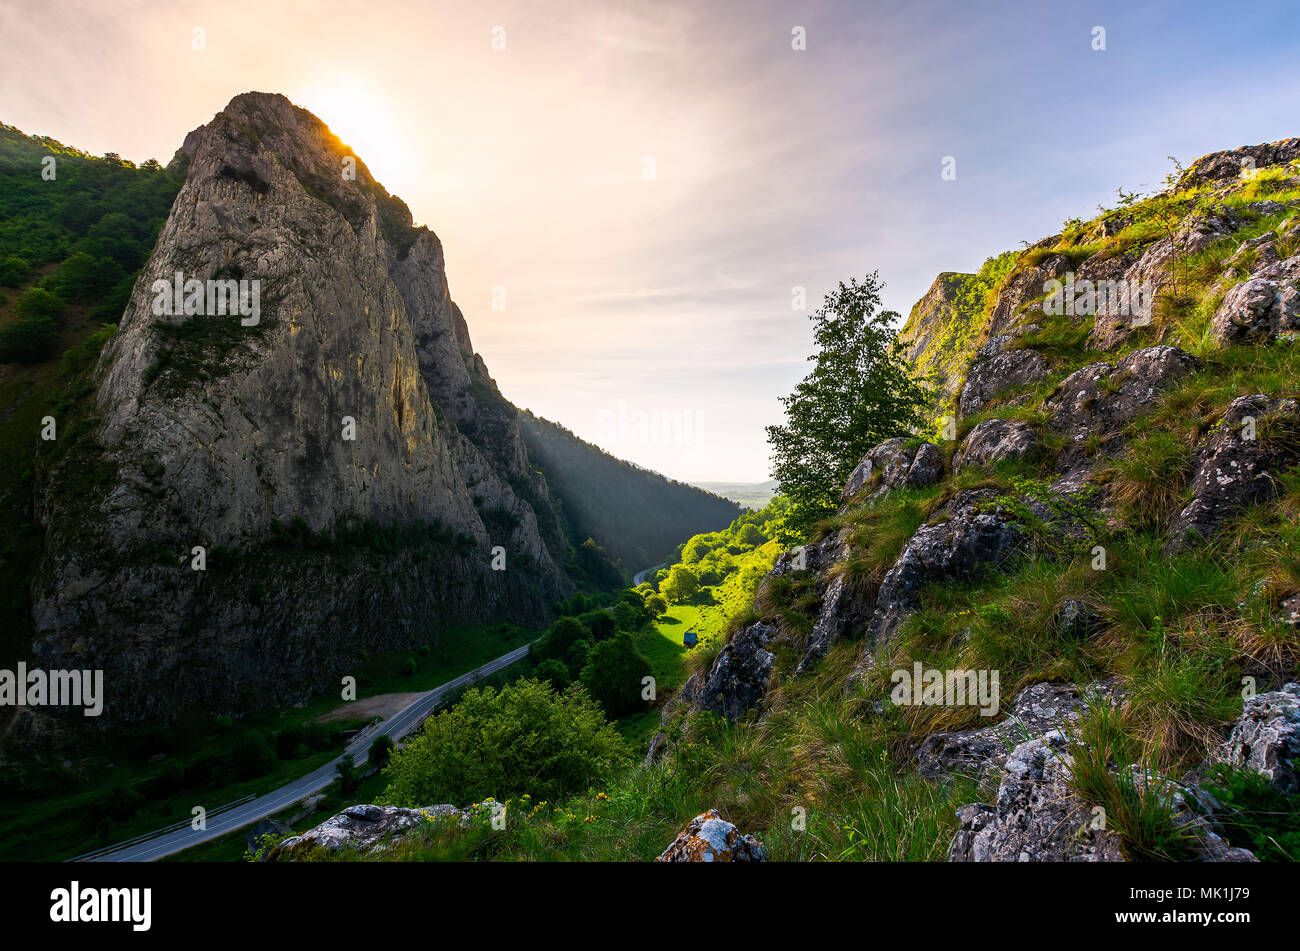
[[379, 678, 627, 806], [0, 314, 59, 363], [227, 730, 275, 781], [579, 631, 654, 717]]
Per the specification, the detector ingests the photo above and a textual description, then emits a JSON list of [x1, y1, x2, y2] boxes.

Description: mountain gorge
[[6, 92, 737, 727]]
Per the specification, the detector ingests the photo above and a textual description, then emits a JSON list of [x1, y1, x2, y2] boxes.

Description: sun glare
[[294, 76, 416, 203]]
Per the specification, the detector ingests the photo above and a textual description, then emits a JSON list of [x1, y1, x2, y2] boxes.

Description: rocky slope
[[22, 93, 733, 725], [648, 135, 1300, 860]]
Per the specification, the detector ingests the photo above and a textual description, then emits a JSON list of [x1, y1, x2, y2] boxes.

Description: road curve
[[83, 643, 533, 862], [633, 562, 665, 586]]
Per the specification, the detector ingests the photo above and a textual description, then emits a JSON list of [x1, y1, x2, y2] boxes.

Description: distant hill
[[691, 480, 778, 509], [519, 411, 741, 572]]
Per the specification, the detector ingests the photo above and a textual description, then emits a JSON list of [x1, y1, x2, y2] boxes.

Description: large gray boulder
[[841, 438, 943, 505], [863, 490, 1025, 649], [272, 803, 463, 858], [949, 731, 1256, 862], [957, 348, 1049, 417], [1210, 254, 1300, 346], [953, 418, 1040, 471], [1048, 345, 1200, 465], [915, 681, 1114, 780], [1168, 395, 1300, 549]]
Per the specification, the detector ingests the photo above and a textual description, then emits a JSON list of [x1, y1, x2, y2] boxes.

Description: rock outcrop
[[915, 681, 1113, 780], [840, 438, 943, 505], [953, 418, 1040, 471], [949, 731, 1256, 863], [1210, 254, 1300, 346], [273, 803, 463, 858], [1168, 395, 1300, 549], [1047, 345, 1199, 464], [656, 809, 766, 862], [30, 92, 576, 721], [863, 489, 1025, 648], [1204, 683, 1300, 794]]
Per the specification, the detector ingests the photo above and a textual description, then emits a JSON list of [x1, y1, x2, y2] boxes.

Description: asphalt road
[[83, 642, 533, 862], [633, 562, 665, 585]]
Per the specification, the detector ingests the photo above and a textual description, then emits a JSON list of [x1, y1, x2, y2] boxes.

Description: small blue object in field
[[683, 630, 698, 647]]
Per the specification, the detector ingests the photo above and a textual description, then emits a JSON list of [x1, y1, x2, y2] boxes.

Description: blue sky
[[3, 0, 1299, 481]]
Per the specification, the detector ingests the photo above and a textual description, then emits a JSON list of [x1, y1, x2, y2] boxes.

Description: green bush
[[379, 678, 628, 806], [579, 631, 653, 717], [0, 255, 30, 287], [0, 314, 59, 363]]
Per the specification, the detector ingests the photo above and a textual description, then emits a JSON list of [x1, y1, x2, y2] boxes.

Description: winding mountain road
[[633, 562, 665, 585], [82, 561, 667, 862], [81, 642, 533, 862]]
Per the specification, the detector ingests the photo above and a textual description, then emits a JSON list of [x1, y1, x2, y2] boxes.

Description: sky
[[2, 0, 1299, 482]]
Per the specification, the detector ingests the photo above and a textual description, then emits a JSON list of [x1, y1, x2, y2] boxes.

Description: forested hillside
[[519, 410, 741, 572], [0, 124, 185, 657]]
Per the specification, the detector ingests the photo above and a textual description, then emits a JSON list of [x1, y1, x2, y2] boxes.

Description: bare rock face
[[957, 346, 1049, 416], [1175, 137, 1300, 190], [1168, 395, 1300, 550], [656, 809, 766, 862], [953, 418, 1040, 471], [915, 681, 1114, 780], [949, 732, 1125, 862], [796, 573, 872, 674], [1204, 683, 1300, 795], [840, 438, 944, 505], [273, 803, 463, 858], [896, 272, 981, 404], [863, 490, 1025, 649], [949, 732, 1256, 863], [30, 92, 571, 721], [689, 620, 779, 721], [1047, 345, 1199, 465], [1210, 254, 1300, 346]]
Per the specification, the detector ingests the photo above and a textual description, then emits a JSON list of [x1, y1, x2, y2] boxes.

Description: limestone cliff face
[[30, 93, 571, 721]]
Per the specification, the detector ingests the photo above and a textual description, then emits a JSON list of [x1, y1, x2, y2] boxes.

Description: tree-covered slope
[[519, 410, 741, 573]]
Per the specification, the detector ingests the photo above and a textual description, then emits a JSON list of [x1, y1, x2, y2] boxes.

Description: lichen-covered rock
[[1210, 254, 1300, 346], [840, 438, 944, 505], [949, 732, 1256, 862], [1175, 137, 1300, 190], [655, 809, 765, 862], [1167, 395, 1300, 549], [863, 490, 1025, 649], [953, 418, 1040, 471], [957, 348, 1049, 416], [1204, 683, 1300, 794], [1048, 346, 1200, 463], [796, 574, 872, 674], [949, 732, 1125, 862], [688, 620, 779, 721], [915, 681, 1112, 780], [272, 803, 463, 858]]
